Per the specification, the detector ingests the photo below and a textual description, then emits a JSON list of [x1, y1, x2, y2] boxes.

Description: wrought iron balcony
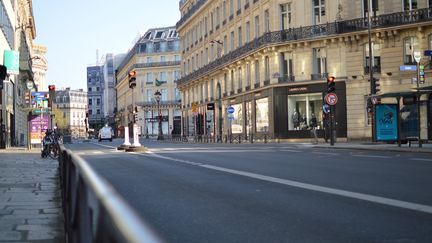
[[176, 7, 432, 87], [311, 73, 328, 80], [364, 66, 381, 74], [137, 100, 181, 107], [278, 75, 295, 83], [134, 61, 181, 69]]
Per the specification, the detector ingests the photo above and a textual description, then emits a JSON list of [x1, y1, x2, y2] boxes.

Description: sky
[[33, 0, 181, 90]]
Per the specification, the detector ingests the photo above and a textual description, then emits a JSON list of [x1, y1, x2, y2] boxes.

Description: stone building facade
[[116, 26, 182, 137], [176, 0, 432, 141]]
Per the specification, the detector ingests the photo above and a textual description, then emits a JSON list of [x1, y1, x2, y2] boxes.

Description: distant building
[[54, 88, 88, 138], [116, 26, 181, 137], [32, 45, 48, 91], [87, 65, 104, 129]]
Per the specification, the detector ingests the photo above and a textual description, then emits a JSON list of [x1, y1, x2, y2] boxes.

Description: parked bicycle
[[41, 129, 62, 159]]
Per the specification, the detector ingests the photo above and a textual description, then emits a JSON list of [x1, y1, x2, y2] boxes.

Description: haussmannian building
[[54, 88, 88, 139], [116, 26, 182, 137], [176, 0, 432, 141]]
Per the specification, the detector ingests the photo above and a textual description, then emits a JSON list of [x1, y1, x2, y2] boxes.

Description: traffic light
[[419, 65, 425, 84], [128, 70, 137, 89], [0, 65, 7, 90], [48, 85, 55, 108], [326, 76, 335, 93], [372, 77, 380, 94]]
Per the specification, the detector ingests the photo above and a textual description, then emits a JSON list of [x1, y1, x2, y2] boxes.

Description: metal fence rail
[[59, 146, 162, 243]]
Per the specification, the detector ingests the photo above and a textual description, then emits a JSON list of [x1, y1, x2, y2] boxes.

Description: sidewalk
[[306, 141, 432, 153], [0, 148, 64, 242]]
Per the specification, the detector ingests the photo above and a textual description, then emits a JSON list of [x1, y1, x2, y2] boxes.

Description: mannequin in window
[[300, 114, 308, 130], [292, 110, 299, 129], [310, 113, 317, 128]]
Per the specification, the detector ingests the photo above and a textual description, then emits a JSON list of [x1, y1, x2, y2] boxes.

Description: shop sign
[[207, 103, 215, 110], [375, 104, 398, 141], [288, 87, 308, 93], [3, 50, 19, 74]]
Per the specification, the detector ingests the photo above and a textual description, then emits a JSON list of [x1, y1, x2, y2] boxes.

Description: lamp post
[[154, 90, 163, 140]]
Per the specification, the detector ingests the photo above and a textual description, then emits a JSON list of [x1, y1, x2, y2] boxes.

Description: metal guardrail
[[161, 134, 276, 144], [59, 146, 162, 243]]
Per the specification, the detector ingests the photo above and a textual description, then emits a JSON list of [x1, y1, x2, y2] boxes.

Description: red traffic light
[[48, 85, 56, 91], [128, 71, 136, 78], [327, 76, 335, 83]]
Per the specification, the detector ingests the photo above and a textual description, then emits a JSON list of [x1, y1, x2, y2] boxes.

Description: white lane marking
[[148, 149, 276, 154], [279, 149, 302, 153], [144, 151, 432, 215], [90, 142, 118, 149], [352, 154, 391, 159], [312, 151, 338, 156], [410, 158, 432, 162]]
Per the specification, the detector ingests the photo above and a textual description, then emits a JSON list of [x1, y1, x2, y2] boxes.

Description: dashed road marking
[[312, 151, 338, 156], [410, 158, 432, 162]]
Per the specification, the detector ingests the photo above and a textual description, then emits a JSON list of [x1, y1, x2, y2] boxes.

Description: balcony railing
[[134, 61, 181, 69], [136, 100, 181, 107], [364, 66, 381, 74], [278, 75, 295, 83], [176, 8, 432, 87]]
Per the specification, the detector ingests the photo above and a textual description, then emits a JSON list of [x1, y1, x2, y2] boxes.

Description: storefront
[[274, 82, 347, 139]]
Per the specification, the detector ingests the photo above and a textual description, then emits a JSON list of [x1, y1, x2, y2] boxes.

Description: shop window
[[288, 93, 323, 130], [256, 98, 269, 132], [364, 43, 381, 74], [404, 37, 418, 65], [231, 103, 243, 134]]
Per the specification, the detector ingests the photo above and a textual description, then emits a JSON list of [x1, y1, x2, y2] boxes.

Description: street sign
[[414, 51, 421, 63], [227, 106, 235, 114], [207, 103, 215, 110], [228, 114, 235, 121], [191, 103, 198, 113], [400, 65, 417, 71], [322, 104, 330, 114], [324, 93, 338, 106], [424, 50, 432, 56]]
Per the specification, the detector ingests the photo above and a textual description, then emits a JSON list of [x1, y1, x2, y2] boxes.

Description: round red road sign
[[325, 93, 338, 105]]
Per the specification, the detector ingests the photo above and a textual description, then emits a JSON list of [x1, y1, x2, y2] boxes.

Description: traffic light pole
[[330, 105, 335, 146], [367, 0, 376, 142], [416, 61, 422, 147]]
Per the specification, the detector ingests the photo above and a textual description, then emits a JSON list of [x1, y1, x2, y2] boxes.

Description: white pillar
[[132, 124, 141, 146], [123, 126, 131, 146]]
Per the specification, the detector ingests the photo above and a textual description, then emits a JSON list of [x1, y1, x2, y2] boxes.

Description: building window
[[96, 98, 100, 105], [256, 98, 269, 132], [230, 31, 235, 51], [160, 72, 167, 81], [231, 70, 235, 91], [281, 52, 294, 79], [254, 60, 260, 84], [146, 89, 153, 102], [161, 89, 167, 101], [210, 12, 214, 31], [230, 0, 234, 16], [238, 26, 242, 47], [89, 110, 92, 115], [97, 109, 100, 115], [264, 56, 270, 81], [238, 67, 242, 91], [254, 16, 260, 38], [404, 37, 419, 65], [246, 21, 251, 43], [288, 93, 322, 130], [313, 0, 326, 24], [224, 73, 228, 93], [174, 55, 180, 62], [223, 1, 227, 21], [88, 87, 91, 92], [147, 73, 154, 83], [96, 87, 100, 92], [264, 9, 270, 32], [223, 35, 228, 54], [160, 56, 166, 62], [364, 43, 381, 74], [313, 48, 327, 77], [89, 99, 92, 105], [280, 3, 292, 30], [403, 0, 418, 11], [216, 6, 220, 26], [363, 0, 379, 17]]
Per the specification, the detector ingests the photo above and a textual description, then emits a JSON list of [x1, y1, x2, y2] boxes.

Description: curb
[[312, 145, 432, 154]]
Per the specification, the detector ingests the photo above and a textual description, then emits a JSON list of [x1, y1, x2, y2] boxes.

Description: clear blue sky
[[33, 0, 181, 90]]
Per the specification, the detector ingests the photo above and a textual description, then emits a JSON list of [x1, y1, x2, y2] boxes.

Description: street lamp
[[154, 90, 164, 140]]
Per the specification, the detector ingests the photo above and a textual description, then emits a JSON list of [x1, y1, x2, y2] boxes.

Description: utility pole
[[367, 0, 376, 142]]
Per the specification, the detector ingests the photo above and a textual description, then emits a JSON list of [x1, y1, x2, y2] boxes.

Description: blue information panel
[[375, 104, 398, 141]]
